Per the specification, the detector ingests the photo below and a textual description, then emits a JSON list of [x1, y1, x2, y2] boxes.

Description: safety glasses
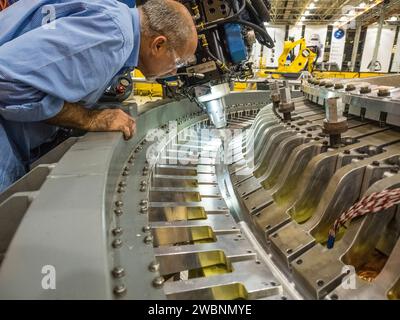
[[170, 49, 196, 69]]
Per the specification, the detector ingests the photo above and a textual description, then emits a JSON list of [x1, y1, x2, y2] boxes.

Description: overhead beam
[[283, 0, 294, 20]]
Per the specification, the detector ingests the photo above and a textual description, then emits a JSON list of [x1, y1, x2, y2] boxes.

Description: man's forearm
[[46, 102, 136, 140], [46, 102, 98, 130]]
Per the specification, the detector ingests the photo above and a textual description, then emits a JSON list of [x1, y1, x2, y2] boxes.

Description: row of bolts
[[111, 138, 165, 297], [307, 78, 391, 97]]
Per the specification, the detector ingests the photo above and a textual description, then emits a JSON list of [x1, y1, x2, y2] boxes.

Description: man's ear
[[152, 35, 168, 54]]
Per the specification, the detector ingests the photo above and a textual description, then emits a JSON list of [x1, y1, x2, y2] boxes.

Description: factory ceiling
[[269, 0, 400, 26]]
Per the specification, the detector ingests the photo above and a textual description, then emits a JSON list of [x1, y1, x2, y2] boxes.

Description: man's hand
[[46, 102, 136, 140], [86, 108, 136, 140]]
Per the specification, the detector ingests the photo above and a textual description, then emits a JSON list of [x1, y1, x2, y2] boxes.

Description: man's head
[[137, 0, 198, 80]]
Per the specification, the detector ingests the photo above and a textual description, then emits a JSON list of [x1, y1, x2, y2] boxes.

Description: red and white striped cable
[[327, 188, 400, 248]]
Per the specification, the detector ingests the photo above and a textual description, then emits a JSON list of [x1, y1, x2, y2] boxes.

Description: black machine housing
[[163, 0, 274, 99]]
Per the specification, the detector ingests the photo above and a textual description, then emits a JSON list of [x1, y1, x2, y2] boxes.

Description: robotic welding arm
[[159, 0, 274, 128]]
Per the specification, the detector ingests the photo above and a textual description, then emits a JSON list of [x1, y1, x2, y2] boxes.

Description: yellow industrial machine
[[133, 68, 253, 97], [259, 38, 318, 79], [277, 38, 317, 74], [132, 69, 163, 97], [259, 38, 385, 80]]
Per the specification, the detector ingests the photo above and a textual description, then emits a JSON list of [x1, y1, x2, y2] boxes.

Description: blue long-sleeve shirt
[[0, 0, 140, 192]]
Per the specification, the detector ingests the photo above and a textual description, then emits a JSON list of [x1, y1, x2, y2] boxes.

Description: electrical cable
[[233, 19, 274, 48], [243, 0, 263, 26], [249, 0, 270, 22], [198, 0, 274, 48], [327, 188, 400, 249], [202, 18, 273, 49]]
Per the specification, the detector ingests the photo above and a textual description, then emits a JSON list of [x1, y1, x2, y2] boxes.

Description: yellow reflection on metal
[[153, 226, 216, 246], [150, 191, 201, 202], [288, 203, 316, 224], [189, 250, 232, 278], [387, 278, 400, 300], [161, 206, 207, 221], [191, 227, 217, 244], [209, 283, 248, 300], [357, 249, 388, 282]]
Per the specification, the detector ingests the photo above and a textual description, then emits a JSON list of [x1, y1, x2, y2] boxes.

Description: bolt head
[[148, 261, 160, 272], [152, 276, 165, 288], [112, 266, 125, 278], [144, 235, 153, 244], [334, 83, 344, 90], [117, 187, 125, 193], [115, 200, 123, 207], [112, 227, 123, 236], [143, 225, 151, 232], [378, 87, 391, 97], [113, 284, 127, 297], [360, 86, 371, 94], [112, 238, 123, 248], [135, 146, 142, 153], [114, 208, 123, 216]]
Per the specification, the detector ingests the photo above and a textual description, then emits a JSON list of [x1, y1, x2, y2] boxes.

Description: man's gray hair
[[140, 0, 194, 48]]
